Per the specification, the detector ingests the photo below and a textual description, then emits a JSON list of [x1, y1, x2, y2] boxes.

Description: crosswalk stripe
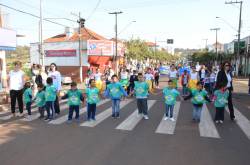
[[116, 100, 156, 131], [20, 104, 69, 122], [0, 100, 67, 121], [80, 99, 133, 127], [226, 107, 250, 140], [155, 101, 181, 135], [49, 99, 109, 125], [199, 104, 220, 138]]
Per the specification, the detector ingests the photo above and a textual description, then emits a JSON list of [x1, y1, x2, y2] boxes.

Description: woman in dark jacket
[[215, 62, 235, 121]]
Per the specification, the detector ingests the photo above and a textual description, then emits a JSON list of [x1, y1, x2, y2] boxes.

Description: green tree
[[125, 39, 177, 61]]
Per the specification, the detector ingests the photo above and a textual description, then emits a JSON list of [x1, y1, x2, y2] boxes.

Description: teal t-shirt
[[23, 88, 32, 104], [35, 90, 46, 107], [45, 85, 57, 102], [66, 89, 83, 106], [191, 89, 208, 105], [214, 90, 229, 107], [107, 82, 126, 99], [163, 87, 180, 105], [134, 81, 149, 98], [86, 87, 100, 104]]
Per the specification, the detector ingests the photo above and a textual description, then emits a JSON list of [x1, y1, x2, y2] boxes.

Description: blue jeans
[[87, 103, 96, 120], [166, 104, 174, 118], [112, 99, 120, 117], [46, 101, 55, 119], [68, 105, 80, 120], [137, 98, 148, 115], [193, 105, 203, 121], [182, 84, 188, 95], [26, 102, 32, 115]]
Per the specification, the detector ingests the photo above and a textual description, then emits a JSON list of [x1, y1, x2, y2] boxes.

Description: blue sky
[[1, 0, 250, 49]]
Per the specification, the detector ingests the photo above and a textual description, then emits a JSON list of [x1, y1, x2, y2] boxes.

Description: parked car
[[61, 76, 72, 85]]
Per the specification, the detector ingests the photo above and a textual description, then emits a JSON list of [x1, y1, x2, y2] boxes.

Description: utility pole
[[210, 28, 220, 65], [225, 1, 243, 76], [203, 39, 208, 50], [77, 13, 85, 83], [39, 0, 44, 66], [154, 37, 157, 58], [109, 11, 123, 74]]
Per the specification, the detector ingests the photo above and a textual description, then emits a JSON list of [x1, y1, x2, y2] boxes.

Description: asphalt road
[[0, 78, 250, 165]]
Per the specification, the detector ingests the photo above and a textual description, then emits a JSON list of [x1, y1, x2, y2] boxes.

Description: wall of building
[[30, 41, 89, 67]]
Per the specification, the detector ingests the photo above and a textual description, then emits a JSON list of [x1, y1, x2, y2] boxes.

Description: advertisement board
[[45, 49, 77, 57], [87, 40, 114, 56], [0, 28, 16, 51]]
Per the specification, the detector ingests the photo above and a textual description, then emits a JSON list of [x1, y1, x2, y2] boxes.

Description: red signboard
[[45, 49, 76, 57]]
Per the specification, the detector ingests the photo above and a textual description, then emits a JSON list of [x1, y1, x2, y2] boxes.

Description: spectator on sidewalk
[[8, 61, 25, 117], [48, 63, 62, 115]]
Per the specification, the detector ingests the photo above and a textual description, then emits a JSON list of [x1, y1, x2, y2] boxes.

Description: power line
[[86, 0, 102, 20], [0, 3, 72, 28]]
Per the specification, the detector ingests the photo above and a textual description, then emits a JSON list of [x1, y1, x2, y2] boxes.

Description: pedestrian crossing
[[226, 107, 250, 140], [1, 98, 250, 140], [155, 101, 181, 135], [49, 99, 109, 125], [199, 104, 220, 138], [116, 100, 156, 131]]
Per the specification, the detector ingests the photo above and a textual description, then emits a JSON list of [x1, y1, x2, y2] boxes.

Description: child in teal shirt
[[85, 79, 100, 121], [213, 83, 229, 124], [163, 80, 180, 121], [34, 83, 46, 119], [105, 75, 128, 118], [45, 77, 57, 121], [23, 82, 32, 119], [133, 73, 150, 120], [184, 81, 211, 123], [61, 82, 84, 123]]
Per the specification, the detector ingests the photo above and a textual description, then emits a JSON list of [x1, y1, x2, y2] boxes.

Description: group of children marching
[[22, 70, 230, 125]]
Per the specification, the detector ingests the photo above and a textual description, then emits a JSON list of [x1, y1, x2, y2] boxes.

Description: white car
[[61, 76, 72, 85]]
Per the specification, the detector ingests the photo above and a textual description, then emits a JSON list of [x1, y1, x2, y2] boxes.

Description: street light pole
[[225, 1, 243, 76], [109, 11, 123, 74], [210, 28, 220, 65]]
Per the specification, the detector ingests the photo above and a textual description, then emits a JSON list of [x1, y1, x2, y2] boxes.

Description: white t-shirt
[[9, 70, 25, 90], [120, 72, 128, 79], [144, 73, 154, 80], [169, 70, 177, 78], [48, 71, 62, 91], [190, 72, 198, 80], [201, 69, 206, 79], [94, 73, 102, 81], [226, 72, 232, 88], [210, 72, 216, 83]]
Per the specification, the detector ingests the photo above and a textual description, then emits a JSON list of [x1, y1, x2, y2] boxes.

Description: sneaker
[[44, 117, 50, 121], [170, 118, 175, 122], [164, 117, 169, 121], [137, 113, 142, 117], [219, 120, 223, 124], [17, 113, 24, 117], [215, 120, 219, 124], [143, 115, 149, 120], [38, 116, 44, 119]]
